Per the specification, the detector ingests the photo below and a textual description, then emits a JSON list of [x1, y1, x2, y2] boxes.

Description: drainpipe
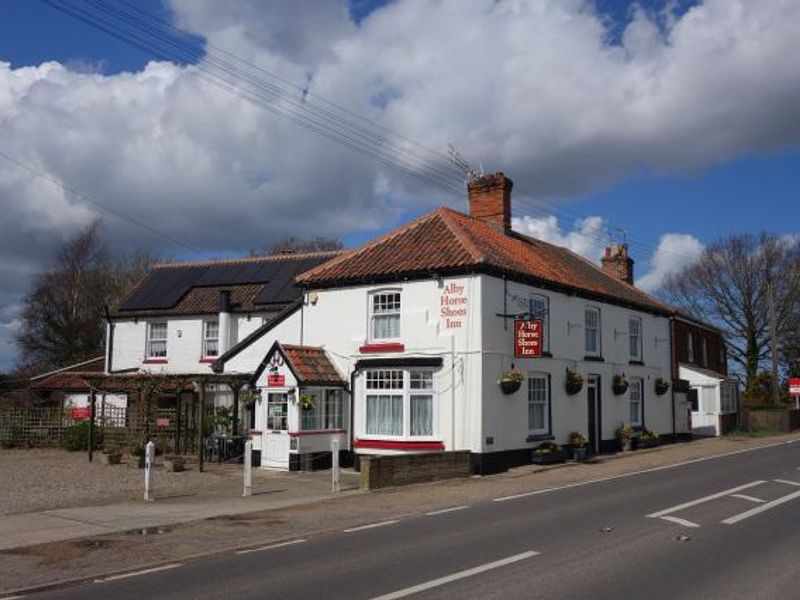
[[218, 291, 232, 355], [349, 368, 357, 467]]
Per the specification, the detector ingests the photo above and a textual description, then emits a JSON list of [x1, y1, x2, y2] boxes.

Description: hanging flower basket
[[498, 370, 524, 395], [654, 378, 670, 396], [565, 368, 584, 395], [298, 393, 315, 411], [612, 374, 629, 396]]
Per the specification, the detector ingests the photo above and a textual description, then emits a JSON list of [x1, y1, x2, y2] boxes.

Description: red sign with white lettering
[[69, 407, 91, 421], [267, 374, 286, 387], [156, 418, 170, 428], [514, 319, 543, 358], [790, 377, 800, 396]]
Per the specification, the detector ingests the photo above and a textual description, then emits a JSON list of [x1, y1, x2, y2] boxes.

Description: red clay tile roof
[[297, 207, 673, 315], [29, 373, 92, 391], [281, 344, 346, 386]]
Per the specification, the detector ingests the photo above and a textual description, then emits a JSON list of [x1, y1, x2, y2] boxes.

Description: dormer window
[[370, 290, 401, 341], [203, 320, 219, 358], [147, 322, 167, 359]]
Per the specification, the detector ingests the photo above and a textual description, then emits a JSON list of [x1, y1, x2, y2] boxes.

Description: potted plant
[[100, 445, 122, 465], [298, 393, 316, 411], [498, 369, 524, 395], [531, 441, 567, 465], [654, 378, 670, 396], [612, 373, 629, 395], [568, 431, 589, 461], [565, 368, 584, 395], [163, 454, 185, 472], [616, 424, 634, 451], [637, 429, 660, 449], [129, 441, 146, 468]]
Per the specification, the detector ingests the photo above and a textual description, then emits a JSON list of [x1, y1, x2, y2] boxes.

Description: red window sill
[[359, 343, 406, 353], [354, 439, 444, 451], [199, 358, 217, 363], [143, 359, 168, 364], [288, 429, 346, 437]]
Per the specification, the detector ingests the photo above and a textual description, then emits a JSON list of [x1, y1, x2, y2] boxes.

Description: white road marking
[[343, 520, 399, 533], [236, 539, 307, 555], [0, 596, 25, 599], [730, 494, 766, 503], [722, 489, 800, 525], [425, 505, 469, 516], [93, 563, 182, 583], [369, 551, 540, 600], [646, 481, 766, 518], [658, 515, 701, 528], [774, 479, 800, 487], [491, 439, 799, 503]]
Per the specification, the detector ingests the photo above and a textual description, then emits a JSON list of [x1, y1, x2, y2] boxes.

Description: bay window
[[146, 322, 167, 359], [629, 378, 643, 427], [300, 389, 344, 431], [370, 290, 401, 341], [364, 369, 435, 438], [528, 374, 550, 434]]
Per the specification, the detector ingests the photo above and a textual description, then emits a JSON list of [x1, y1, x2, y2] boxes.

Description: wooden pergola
[[83, 372, 253, 472]]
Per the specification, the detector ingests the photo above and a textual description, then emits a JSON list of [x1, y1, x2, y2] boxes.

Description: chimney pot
[[467, 172, 513, 230], [601, 244, 635, 285]]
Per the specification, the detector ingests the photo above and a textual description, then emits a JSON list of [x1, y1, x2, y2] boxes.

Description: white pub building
[[109, 173, 696, 474]]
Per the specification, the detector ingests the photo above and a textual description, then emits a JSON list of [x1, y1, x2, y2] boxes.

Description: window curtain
[[410, 395, 433, 436], [372, 314, 400, 340], [366, 394, 403, 435]]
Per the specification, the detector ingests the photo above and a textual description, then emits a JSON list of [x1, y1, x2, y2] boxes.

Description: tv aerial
[[447, 144, 483, 183]]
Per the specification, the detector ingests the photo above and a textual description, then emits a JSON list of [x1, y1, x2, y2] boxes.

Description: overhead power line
[[37, 0, 706, 270]]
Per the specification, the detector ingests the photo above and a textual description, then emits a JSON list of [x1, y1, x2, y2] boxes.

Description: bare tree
[[254, 236, 344, 256], [15, 221, 156, 373], [661, 233, 800, 388]]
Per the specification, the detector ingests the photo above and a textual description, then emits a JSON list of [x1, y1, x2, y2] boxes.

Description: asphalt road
[[22, 440, 800, 600]]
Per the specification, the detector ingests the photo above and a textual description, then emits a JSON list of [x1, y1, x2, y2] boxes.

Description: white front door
[[263, 392, 290, 470], [691, 386, 719, 436]]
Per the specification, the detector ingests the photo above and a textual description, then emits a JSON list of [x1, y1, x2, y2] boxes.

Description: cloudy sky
[[1, 0, 799, 371]]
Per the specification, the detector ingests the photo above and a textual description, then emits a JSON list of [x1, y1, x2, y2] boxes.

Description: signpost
[[514, 319, 543, 358], [790, 377, 800, 410], [331, 438, 341, 493], [243, 440, 253, 497]]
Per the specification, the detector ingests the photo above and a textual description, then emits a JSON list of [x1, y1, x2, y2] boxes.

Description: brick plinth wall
[[359, 451, 472, 491]]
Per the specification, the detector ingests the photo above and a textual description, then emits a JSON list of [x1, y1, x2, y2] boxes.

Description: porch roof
[[259, 342, 347, 388]]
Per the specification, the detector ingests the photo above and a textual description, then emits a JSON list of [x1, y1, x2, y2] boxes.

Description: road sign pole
[[144, 441, 155, 502], [243, 440, 253, 497]]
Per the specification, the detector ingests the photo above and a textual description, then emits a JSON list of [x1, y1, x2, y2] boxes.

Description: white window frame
[[585, 306, 601, 357], [300, 388, 344, 431], [531, 294, 550, 353], [629, 378, 643, 427], [146, 322, 168, 359], [368, 289, 402, 343], [527, 373, 550, 435], [629, 316, 642, 361], [687, 332, 695, 363], [362, 368, 436, 440], [202, 319, 220, 358]]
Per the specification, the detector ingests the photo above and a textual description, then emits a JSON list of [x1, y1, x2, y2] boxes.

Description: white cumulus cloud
[[637, 233, 706, 292], [512, 214, 607, 260]]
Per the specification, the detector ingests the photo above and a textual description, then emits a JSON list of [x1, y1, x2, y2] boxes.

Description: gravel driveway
[[0, 449, 257, 515]]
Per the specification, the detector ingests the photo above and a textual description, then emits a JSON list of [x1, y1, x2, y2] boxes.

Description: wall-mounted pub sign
[[514, 319, 542, 358], [267, 374, 286, 387]]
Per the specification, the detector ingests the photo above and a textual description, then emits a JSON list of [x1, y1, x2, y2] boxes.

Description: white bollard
[[144, 441, 155, 502], [331, 437, 340, 493], [243, 440, 252, 497]]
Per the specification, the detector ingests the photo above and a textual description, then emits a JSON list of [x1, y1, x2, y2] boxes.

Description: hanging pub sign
[[514, 319, 543, 358], [267, 373, 286, 387]]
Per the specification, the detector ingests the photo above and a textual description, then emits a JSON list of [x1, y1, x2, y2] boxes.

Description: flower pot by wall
[[571, 447, 588, 462], [100, 452, 121, 465], [532, 450, 567, 465]]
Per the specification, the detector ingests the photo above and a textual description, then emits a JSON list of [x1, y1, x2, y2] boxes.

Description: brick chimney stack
[[467, 172, 513, 230], [601, 244, 635, 285]]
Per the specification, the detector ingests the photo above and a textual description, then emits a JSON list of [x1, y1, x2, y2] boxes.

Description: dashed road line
[[93, 563, 182, 583], [730, 494, 766, 503], [425, 506, 469, 516], [658, 515, 701, 528], [343, 520, 399, 533], [774, 478, 800, 487], [722, 489, 800, 525], [369, 551, 540, 600], [236, 539, 307, 555]]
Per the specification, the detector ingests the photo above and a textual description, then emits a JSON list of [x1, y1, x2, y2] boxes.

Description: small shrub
[[61, 422, 104, 452]]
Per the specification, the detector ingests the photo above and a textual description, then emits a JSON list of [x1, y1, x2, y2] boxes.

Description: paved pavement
[[0, 468, 360, 551], [9, 436, 800, 599]]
